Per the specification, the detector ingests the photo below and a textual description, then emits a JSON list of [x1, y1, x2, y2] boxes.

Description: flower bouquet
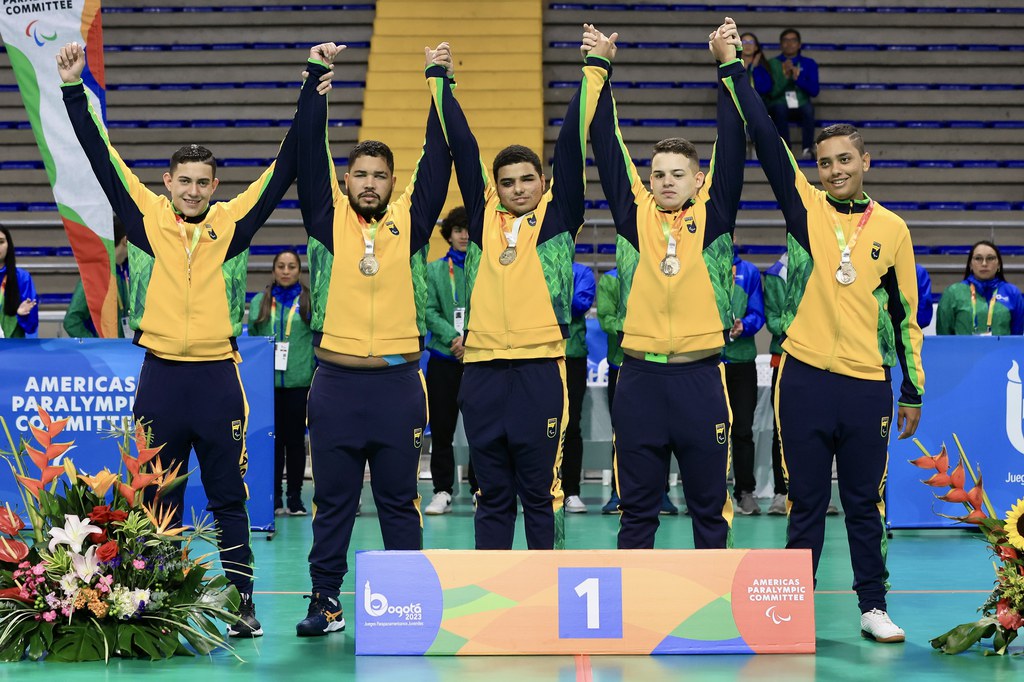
[[911, 434, 1023, 655], [0, 409, 241, 661]]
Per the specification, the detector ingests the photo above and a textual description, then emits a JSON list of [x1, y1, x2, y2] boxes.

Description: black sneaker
[[228, 593, 264, 638], [296, 593, 345, 637], [287, 496, 308, 516]]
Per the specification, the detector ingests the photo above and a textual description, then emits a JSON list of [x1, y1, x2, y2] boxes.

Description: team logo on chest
[[871, 241, 882, 260], [206, 224, 217, 240], [387, 221, 399, 236], [528, 214, 537, 227], [685, 216, 696, 234]]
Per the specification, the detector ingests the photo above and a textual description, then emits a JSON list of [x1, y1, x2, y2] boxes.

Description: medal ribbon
[[969, 282, 997, 334], [176, 215, 203, 284], [360, 219, 380, 257], [270, 295, 302, 341], [502, 212, 530, 249], [659, 207, 690, 259], [832, 200, 874, 265]]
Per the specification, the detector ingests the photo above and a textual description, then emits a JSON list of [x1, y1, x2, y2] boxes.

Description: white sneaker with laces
[[424, 491, 452, 515], [564, 495, 588, 513], [860, 609, 905, 643], [767, 494, 788, 515]]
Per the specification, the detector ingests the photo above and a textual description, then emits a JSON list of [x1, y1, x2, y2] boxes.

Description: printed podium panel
[[355, 549, 815, 655]]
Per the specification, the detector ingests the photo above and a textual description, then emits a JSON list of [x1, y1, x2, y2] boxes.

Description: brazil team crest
[[547, 418, 558, 439], [231, 419, 242, 441], [880, 416, 890, 438], [414, 428, 423, 449], [715, 422, 726, 445]]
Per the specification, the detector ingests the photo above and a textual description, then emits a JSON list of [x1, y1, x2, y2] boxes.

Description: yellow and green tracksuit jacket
[[429, 57, 605, 362], [297, 62, 451, 356], [62, 81, 298, 361], [728, 60, 925, 406], [590, 58, 747, 356]]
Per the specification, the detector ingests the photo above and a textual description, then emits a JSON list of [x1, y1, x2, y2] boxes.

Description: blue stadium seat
[[597, 244, 617, 255], [575, 244, 595, 254]]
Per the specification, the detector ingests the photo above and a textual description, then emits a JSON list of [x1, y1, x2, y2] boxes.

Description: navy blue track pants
[[776, 354, 892, 613], [133, 354, 254, 595], [459, 358, 566, 550], [613, 355, 733, 549], [306, 360, 425, 599]]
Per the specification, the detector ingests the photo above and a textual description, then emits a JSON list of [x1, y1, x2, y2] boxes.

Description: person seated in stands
[[936, 241, 1024, 336], [740, 32, 782, 101], [766, 28, 819, 160], [0, 223, 38, 338], [57, 40, 331, 638], [64, 217, 129, 338]]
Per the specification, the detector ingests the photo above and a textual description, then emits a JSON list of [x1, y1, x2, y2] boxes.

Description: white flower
[[59, 573, 79, 596], [47, 515, 102, 554], [70, 545, 100, 583]]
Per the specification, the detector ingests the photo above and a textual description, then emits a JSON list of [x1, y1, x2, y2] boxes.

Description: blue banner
[[0, 337, 276, 530], [889, 336, 1024, 529]]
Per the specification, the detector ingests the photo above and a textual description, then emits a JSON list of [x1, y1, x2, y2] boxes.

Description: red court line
[[575, 654, 592, 682]]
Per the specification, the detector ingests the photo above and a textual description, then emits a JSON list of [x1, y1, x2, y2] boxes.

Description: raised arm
[[297, 44, 347, 251], [703, 21, 749, 246], [58, 42, 151, 253], [427, 44, 487, 245], [389, 45, 455, 255]]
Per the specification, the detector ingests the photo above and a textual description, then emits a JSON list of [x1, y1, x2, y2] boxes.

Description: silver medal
[[499, 246, 517, 266], [660, 255, 681, 277], [358, 254, 380, 276]]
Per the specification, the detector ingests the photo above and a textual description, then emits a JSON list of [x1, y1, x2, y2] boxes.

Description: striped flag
[[1, 1, 117, 337]]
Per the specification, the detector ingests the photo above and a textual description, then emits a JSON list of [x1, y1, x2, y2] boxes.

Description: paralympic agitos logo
[[24, 20, 58, 48]]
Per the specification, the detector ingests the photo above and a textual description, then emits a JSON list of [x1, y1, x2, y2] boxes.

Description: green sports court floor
[[2, 482, 1014, 680]]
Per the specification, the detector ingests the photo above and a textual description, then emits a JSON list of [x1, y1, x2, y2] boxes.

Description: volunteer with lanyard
[[248, 249, 315, 516], [64, 217, 131, 339], [423, 206, 475, 515], [0, 224, 38, 339], [936, 241, 1024, 336]]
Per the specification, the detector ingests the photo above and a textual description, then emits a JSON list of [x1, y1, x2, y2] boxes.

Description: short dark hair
[[780, 28, 801, 44], [815, 124, 866, 155], [652, 137, 700, 169], [169, 144, 216, 175], [349, 140, 394, 173], [441, 206, 469, 242], [741, 32, 762, 54], [492, 144, 543, 180], [964, 240, 1004, 280]]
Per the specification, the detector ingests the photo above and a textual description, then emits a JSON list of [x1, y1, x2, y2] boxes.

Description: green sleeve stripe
[[611, 98, 635, 187], [722, 77, 747, 125], [579, 74, 589, 184], [897, 288, 924, 394], [432, 78, 449, 143]]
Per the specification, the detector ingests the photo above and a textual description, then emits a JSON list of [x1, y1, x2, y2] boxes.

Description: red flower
[[88, 530, 107, 545], [0, 537, 29, 564], [997, 599, 1024, 631], [88, 505, 128, 525], [96, 540, 119, 563], [997, 545, 1019, 562], [0, 586, 32, 604], [0, 507, 24, 536]]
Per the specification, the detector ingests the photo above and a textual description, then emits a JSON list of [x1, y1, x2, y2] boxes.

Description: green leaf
[[930, 619, 998, 654], [47, 624, 107, 662], [26, 621, 53, 661]]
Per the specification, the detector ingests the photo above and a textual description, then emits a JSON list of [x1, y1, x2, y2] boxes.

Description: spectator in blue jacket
[[0, 224, 38, 339], [562, 262, 597, 513], [767, 28, 820, 160], [724, 248, 765, 515]]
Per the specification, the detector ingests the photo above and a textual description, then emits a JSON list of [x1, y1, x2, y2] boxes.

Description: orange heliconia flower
[[923, 472, 952, 487], [909, 454, 937, 470], [966, 485, 984, 510], [949, 461, 966, 489], [938, 488, 969, 504]]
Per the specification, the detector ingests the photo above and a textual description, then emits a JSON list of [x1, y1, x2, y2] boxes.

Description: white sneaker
[[860, 609, 905, 643], [564, 495, 588, 513], [767, 494, 788, 515], [424, 491, 452, 515]]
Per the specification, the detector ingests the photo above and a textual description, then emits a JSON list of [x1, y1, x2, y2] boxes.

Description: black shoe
[[287, 496, 308, 516], [296, 593, 346, 637], [228, 593, 263, 638]]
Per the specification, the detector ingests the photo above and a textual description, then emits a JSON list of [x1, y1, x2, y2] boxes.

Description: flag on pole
[[0, 1, 117, 337]]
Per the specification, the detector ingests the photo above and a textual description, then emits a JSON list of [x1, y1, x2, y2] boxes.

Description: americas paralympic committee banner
[[355, 549, 815, 655], [889, 336, 1024, 529], [0, 337, 276, 530]]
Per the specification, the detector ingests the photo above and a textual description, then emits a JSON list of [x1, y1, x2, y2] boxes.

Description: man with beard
[[293, 43, 452, 637]]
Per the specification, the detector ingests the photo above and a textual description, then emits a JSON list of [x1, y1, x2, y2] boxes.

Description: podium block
[[355, 549, 815, 655]]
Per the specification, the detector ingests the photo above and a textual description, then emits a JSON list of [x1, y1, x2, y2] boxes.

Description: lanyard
[[448, 257, 459, 304], [176, 216, 203, 285], [361, 219, 380, 257], [501, 212, 530, 249], [270, 295, 301, 340], [659, 207, 690, 258], [832, 200, 874, 263], [969, 283, 997, 334]]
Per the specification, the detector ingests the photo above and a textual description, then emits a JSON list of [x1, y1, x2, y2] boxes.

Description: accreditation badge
[[453, 307, 466, 335], [274, 342, 290, 371]]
